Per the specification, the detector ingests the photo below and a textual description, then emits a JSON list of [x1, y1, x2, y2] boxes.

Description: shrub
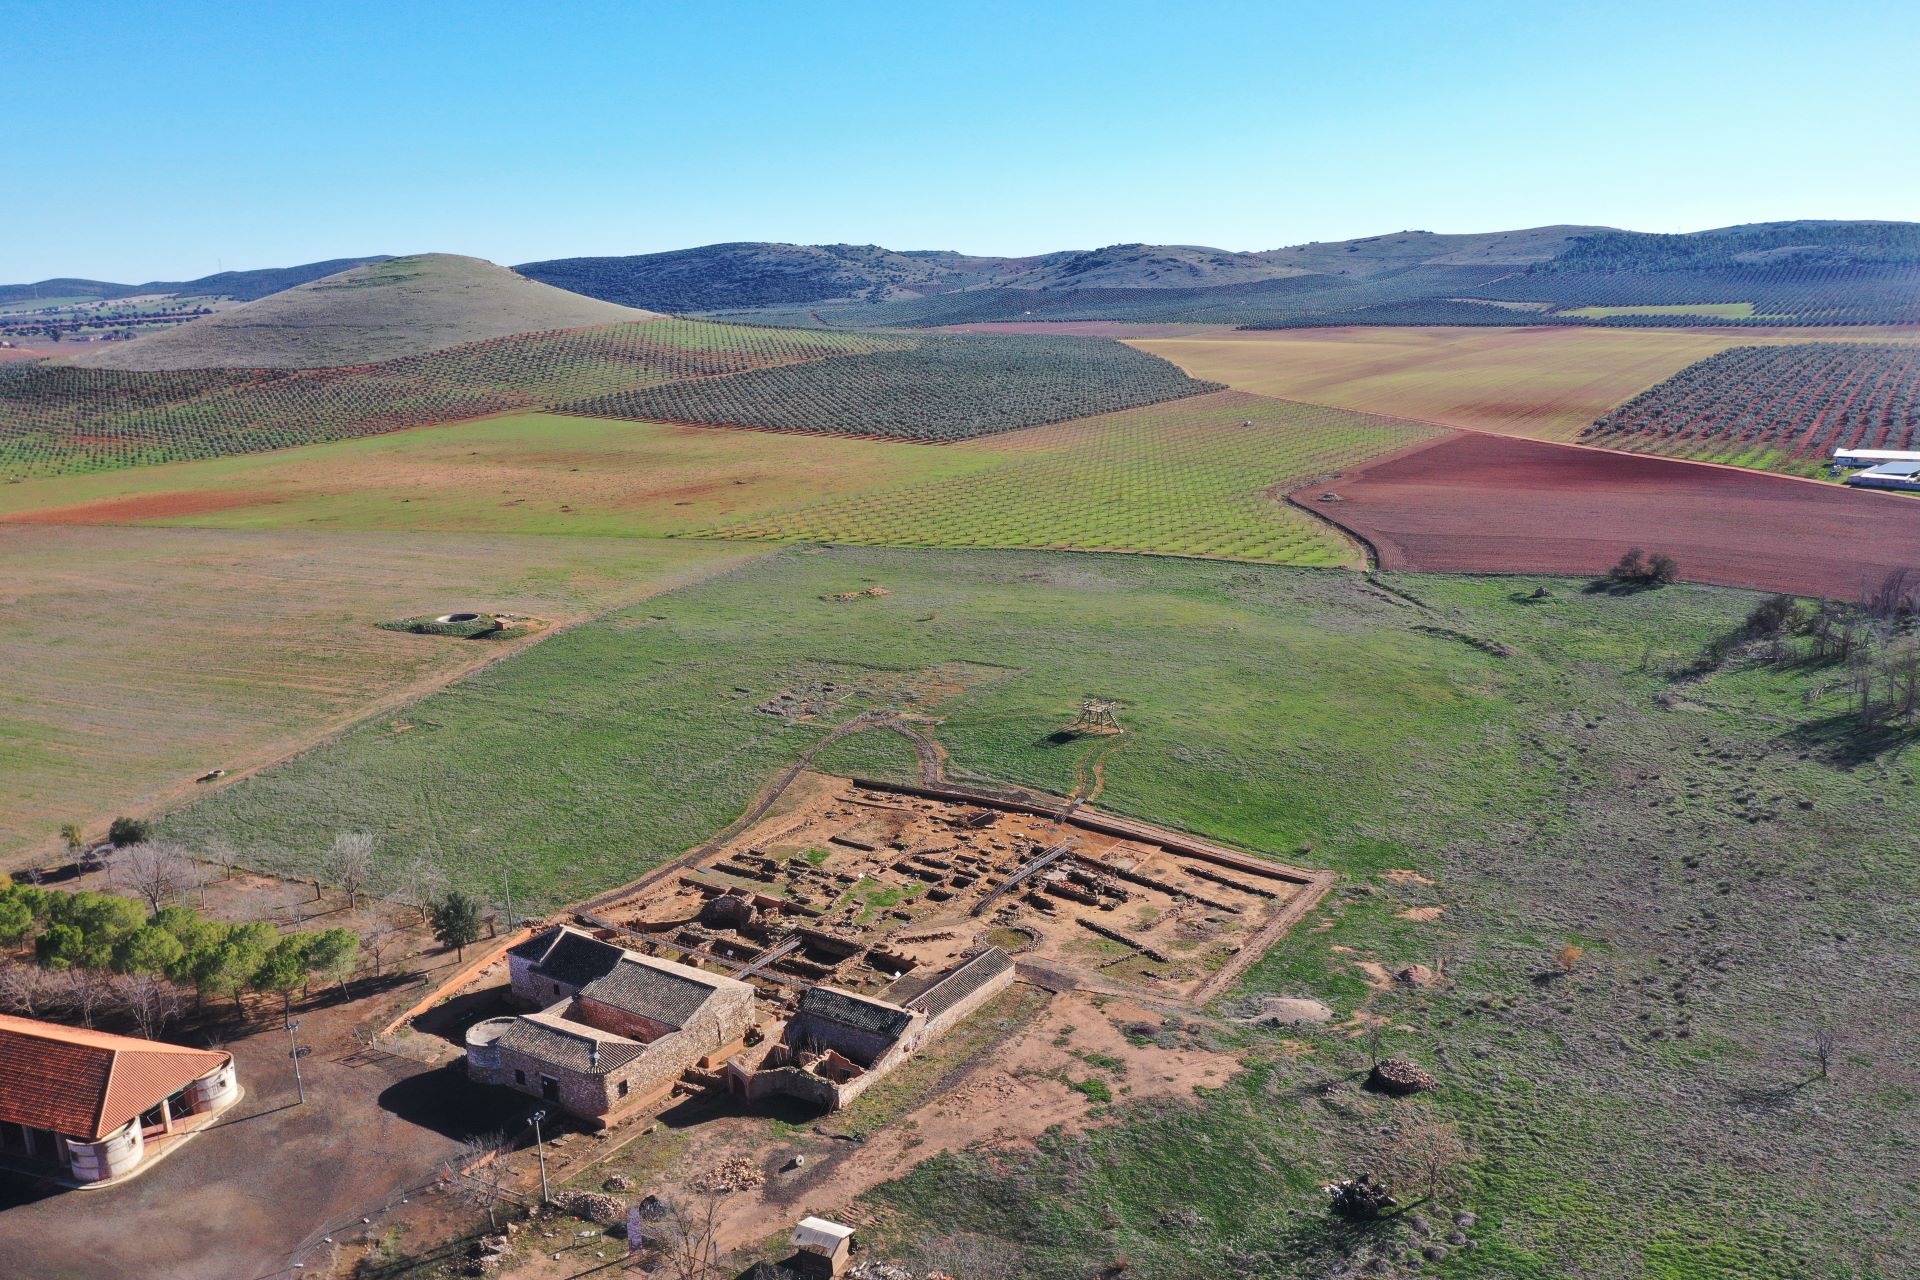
[[108, 816, 151, 847]]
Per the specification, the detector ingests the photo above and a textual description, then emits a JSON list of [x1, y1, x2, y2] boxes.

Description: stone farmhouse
[[466, 926, 755, 1121], [0, 1013, 240, 1187], [466, 925, 1016, 1122]]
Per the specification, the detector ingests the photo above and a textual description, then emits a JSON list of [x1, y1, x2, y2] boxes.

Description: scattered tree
[[651, 1189, 728, 1280], [114, 972, 183, 1039], [456, 1131, 516, 1231], [431, 891, 484, 963], [308, 927, 360, 998], [253, 935, 314, 1016], [107, 816, 151, 848], [326, 833, 375, 910], [1810, 1020, 1841, 1080], [110, 841, 192, 914], [1379, 1116, 1470, 1208]]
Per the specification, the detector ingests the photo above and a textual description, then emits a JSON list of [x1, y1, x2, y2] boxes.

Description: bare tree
[[110, 841, 191, 915], [1379, 1115, 1470, 1208], [62, 968, 113, 1028], [202, 836, 240, 882], [455, 1131, 516, 1231], [397, 853, 450, 926], [0, 962, 67, 1018], [362, 924, 399, 980], [327, 832, 376, 910], [113, 973, 183, 1039], [1810, 1020, 1841, 1080], [651, 1189, 729, 1280]]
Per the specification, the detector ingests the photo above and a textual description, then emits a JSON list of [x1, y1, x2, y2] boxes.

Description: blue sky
[[5, 0, 1918, 281]]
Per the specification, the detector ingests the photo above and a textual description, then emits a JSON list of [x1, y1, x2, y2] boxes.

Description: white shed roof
[[792, 1216, 856, 1250]]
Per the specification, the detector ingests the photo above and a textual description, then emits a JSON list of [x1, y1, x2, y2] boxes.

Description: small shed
[[789, 1216, 855, 1277]]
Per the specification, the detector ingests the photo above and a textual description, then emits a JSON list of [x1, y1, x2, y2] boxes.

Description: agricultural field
[[1297, 430, 1920, 596], [0, 319, 905, 478], [698, 390, 1434, 563], [1130, 324, 1920, 442], [0, 411, 1001, 536], [1586, 342, 1920, 474], [562, 330, 1219, 440], [155, 545, 1920, 1279], [0, 525, 752, 858]]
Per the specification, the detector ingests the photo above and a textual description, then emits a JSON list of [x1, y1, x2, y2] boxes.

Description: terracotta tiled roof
[[0, 1013, 230, 1141]]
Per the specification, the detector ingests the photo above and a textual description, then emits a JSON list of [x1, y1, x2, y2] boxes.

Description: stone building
[[727, 948, 1014, 1110], [467, 925, 755, 1122], [0, 1013, 240, 1187]]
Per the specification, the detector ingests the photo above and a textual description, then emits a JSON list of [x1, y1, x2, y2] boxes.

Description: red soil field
[[1294, 431, 1920, 599], [1, 488, 277, 524]]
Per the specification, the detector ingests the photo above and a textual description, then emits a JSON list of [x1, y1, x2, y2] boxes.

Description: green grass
[[1560, 302, 1762, 320], [157, 546, 1920, 1278]]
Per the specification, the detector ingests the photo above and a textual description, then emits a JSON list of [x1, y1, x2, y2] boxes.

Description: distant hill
[[75, 254, 656, 370], [0, 256, 393, 308], [517, 243, 1053, 312], [517, 227, 1613, 314]]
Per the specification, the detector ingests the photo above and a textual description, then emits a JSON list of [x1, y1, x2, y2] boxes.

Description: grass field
[[1136, 324, 1920, 441], [696, 390, 1437, 564], [1560, 302, 1767, 320], [0, 392, 1431, 566], [155, 545, 1920, 1278], [0, 412, 1003, 536], [0, 526, 752, 858]]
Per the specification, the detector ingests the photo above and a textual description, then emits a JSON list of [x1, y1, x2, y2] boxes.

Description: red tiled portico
[[0, 1013, 241, 1187]]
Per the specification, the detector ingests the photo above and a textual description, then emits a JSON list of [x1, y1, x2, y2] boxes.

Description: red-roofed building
[[0, 1013, 240, 1186]]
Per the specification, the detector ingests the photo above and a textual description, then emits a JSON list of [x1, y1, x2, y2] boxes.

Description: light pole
[[285, 1018, 306, 1105], [529, 1109, 551, 1204]]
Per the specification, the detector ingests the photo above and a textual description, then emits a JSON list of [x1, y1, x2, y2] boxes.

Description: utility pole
[[285, 1018, 307, 1105], [529, 1109, 551, 1203], [502, 871, 514, 931]]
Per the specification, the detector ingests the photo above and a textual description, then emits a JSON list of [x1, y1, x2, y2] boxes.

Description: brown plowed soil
[[2, 488, 278, 523], [1294, 431, 1920, 598]]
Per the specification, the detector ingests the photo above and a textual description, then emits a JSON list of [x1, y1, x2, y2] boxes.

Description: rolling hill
[[516, 227, 1613, 314], [0, 256, 393, 308], [521, 221, 1920, 329], [72, 254, 656, 370]]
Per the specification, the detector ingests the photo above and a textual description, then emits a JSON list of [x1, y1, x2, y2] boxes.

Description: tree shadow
[[1784, 713, 1917, 766], [1582, 577, 1665, 597]]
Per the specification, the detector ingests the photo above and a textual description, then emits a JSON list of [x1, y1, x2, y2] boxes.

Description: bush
[[1607, 547, 1679, 587], [108, 816, 151, 847]]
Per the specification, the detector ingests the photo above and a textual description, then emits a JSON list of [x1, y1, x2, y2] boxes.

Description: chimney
[[590, 1044, 600, 1069]]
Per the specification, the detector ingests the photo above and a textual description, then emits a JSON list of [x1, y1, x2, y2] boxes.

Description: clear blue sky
[[6, 0, 1918, 282]]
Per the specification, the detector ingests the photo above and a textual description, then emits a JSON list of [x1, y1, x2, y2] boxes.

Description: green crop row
[[690, 391, 1440, 565]]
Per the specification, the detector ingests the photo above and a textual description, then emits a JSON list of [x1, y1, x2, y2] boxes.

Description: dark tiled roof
[[909, 948, 1014, 1020], [796, 987, 915, 1040], [581, 958, 718, 1029], [496, 1019, 647, 1076], [517, 926, 625, 989]]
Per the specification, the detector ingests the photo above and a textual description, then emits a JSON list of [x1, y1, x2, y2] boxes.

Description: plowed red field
[[1295, 431, 1920, 598]]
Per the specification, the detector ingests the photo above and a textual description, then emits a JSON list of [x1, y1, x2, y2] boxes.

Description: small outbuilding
[[789, 1216, 856, 1277]]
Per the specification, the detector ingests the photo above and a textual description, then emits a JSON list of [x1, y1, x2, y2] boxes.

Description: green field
[[159, 544, 1920, 1278], [1559, 302, 1764, 320], [0, 391, 1426, 567], [697, 390, 1436, 563]]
